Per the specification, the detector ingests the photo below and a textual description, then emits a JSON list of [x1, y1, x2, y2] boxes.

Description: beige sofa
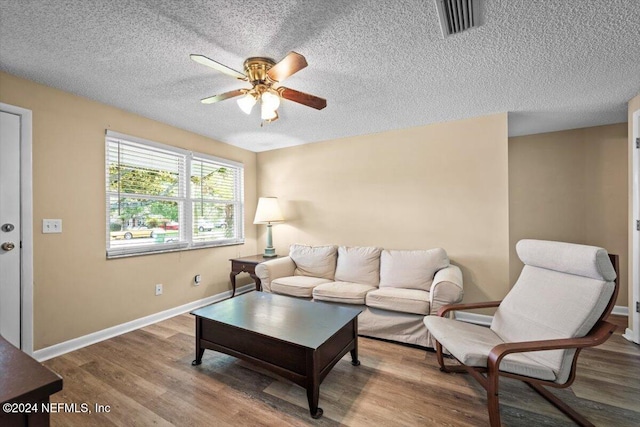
[[255, 244, 464, 348]]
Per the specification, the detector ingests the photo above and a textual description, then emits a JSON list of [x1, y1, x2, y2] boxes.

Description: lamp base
[[263, 247, 277, 258]]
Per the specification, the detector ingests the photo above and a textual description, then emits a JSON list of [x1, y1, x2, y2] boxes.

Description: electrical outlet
[[155, 284, 163, 296], [194, 274, 201, 285], [42, 219, 62, 233]]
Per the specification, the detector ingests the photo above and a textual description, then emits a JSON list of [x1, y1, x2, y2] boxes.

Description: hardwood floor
[[43, 314, 640, 426]]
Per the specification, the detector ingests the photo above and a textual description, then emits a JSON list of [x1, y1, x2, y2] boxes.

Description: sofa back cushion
[[379, 248, 449, 291], [334, 246, 382, 286], [290, 244, 338, 279]]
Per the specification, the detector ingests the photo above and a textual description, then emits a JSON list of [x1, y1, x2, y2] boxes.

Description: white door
[[632, 110, 640, 344], [636, 112, 640, 342], [0, 110, 21, 347]]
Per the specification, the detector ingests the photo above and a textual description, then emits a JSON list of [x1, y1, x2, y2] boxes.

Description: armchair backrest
[[491, 239, 617, 384]]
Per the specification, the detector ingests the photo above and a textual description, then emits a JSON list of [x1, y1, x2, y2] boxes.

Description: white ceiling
[[1, 0, 639, 152]]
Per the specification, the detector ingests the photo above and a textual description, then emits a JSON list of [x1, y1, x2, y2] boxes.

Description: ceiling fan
[[190, 51, 327, 123]]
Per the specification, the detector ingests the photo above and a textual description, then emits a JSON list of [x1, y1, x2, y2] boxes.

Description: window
[[105, 131, 244, 258]]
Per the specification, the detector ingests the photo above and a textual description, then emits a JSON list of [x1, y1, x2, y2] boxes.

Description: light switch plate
[[42, 219, 62, 233]]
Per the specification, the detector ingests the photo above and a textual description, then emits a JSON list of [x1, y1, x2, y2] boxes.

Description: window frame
[[105, 130, 244, 258]]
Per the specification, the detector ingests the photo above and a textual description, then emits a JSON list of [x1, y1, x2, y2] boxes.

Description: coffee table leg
[[192, 349, 204, 366], [192, 317, 204, 366], [350, 349, 360, 366], [351, 318, 360, 366], [306, 350, 323, 419], [307, 383, 323, 419]]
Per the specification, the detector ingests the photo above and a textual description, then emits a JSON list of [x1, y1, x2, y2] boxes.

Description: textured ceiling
[[1, 0, 639, 152]]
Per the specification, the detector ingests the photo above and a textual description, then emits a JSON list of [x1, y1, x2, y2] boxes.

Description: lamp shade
[[261, 90, 281, 110], [253, 197, 284, 224], [237, 93, 256, 114], [261, 102, 278, 121]]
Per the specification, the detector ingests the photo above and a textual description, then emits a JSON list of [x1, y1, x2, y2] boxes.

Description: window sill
[[106, 239, 245, 259]]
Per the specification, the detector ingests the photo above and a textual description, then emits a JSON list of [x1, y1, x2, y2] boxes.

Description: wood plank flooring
[[43, 313, 640, 426]]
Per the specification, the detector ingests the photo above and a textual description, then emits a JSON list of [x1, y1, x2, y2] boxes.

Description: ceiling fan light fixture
[[261, 89, 281, 111], [261, 102, 278, 121], [193, 51, 326, 124], [237, 92, 256, 114]]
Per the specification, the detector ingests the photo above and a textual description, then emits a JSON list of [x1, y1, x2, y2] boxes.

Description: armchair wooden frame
[[432, 255, 619, 427]]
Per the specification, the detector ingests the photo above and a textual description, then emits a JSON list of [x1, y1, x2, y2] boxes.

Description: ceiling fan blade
[[200, 89, 245, 104], [267, 52, 308, 83], [278, 87, 327, 110], [190, 54, 247, 80]]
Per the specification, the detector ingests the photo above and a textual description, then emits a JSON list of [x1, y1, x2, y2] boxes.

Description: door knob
[[1, 242, 15, 251]]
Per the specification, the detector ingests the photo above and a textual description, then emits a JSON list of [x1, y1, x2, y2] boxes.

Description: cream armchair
[[424, 239, 618, 427]]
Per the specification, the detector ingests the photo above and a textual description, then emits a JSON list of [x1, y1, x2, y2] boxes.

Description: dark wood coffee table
[[191, 292, 362, 418]]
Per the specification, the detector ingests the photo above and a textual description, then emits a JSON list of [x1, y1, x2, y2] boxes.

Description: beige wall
[[257, 113, 511, 305], [509, 123, 628, 306], [0, 72, 258, 349]]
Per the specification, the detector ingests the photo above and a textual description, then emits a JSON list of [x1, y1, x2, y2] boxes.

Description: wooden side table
[[229, 254, 282, 297]]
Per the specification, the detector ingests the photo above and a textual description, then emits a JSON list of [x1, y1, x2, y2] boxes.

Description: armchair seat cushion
[[312, 281, 377, 305], [271, 276, 332, 298], [366, 288, 430, 315], [424, 316, 557, 381]]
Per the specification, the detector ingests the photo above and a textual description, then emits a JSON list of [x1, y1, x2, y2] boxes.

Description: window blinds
[[105, 131, 244, 257]]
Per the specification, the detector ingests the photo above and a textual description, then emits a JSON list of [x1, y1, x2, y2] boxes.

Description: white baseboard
[[455, 305, 630, 328], [455, 311, 492, 327], [612, 305, 629, 316], [33, 284, 255, 362]]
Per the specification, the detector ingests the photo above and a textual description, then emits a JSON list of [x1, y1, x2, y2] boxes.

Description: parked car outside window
[[110, 226, 156, 240], [164, 221, 179, 230], [196, 219, 227, 232]]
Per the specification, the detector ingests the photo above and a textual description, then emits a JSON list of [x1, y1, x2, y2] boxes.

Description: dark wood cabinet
[[0, 336, 63, 427]]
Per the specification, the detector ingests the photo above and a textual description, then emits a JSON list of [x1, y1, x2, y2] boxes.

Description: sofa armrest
[[429, 265, 464, 315], [255, 256, 296, 293]]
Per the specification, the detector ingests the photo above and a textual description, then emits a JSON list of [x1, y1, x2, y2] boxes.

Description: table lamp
[[253, 197, 284, 257]]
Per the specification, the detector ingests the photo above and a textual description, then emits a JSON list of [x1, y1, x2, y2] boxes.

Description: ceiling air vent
[[434, 0, 480, 37]]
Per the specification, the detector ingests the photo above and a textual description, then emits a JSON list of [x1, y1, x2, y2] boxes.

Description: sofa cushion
[[379, 248, 449, 291], [365, 288, 430, 315], [334, 246, 382, 286], [313, 281, 377, 305], [271, 276, 332, 298], [290, 244, 338, 280]]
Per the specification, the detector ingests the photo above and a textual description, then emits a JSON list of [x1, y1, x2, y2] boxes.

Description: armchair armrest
[[437, 300, 502, 317], [429, 265, 464, 315], [255, 256, 296, 293], [488, 320, 616, 365], [485, 321, 617, 385]]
